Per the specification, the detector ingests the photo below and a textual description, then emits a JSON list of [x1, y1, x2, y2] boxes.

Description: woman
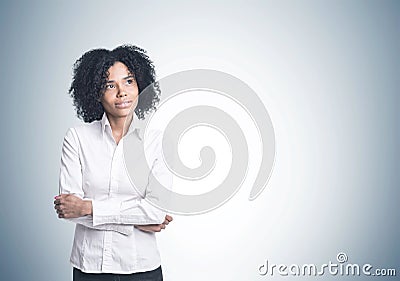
[[54, 45, 172, 281]]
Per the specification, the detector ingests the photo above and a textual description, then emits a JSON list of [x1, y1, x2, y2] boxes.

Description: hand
[[54, 194, 92, 218], [135, 215, 173, 232]]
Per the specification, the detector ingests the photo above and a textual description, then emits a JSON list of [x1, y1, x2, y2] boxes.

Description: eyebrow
[[106, 75, 135, 83]]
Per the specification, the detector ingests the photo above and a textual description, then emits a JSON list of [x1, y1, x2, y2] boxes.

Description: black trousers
[[73, 267, 163, 281]]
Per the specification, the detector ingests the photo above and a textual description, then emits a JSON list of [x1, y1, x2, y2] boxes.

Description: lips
[[115, 100, 132, 109]]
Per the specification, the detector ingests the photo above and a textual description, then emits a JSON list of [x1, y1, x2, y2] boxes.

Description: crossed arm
[[53, 194, 173, 232]]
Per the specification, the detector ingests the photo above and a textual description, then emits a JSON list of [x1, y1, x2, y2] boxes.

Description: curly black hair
[[69, 45, 159, 123]]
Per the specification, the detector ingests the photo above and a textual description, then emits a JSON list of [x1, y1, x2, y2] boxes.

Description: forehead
[[107, 62, 131, 79]]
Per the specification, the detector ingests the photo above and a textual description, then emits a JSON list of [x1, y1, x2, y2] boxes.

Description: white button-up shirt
[[59, 113, 172, 274]]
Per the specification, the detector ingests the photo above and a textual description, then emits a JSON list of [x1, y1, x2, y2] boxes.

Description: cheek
[[100, 96, 113, 108], [131, 88, 139, 99]]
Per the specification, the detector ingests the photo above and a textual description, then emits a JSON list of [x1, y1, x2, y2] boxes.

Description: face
[[100, 61, 139, 121]]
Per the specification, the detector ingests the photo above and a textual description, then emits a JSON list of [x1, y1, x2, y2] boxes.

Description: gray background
[[0, 0, 398, 280]]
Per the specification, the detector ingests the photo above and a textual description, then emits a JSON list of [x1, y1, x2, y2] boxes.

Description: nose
[[117, 90, 127, 98]]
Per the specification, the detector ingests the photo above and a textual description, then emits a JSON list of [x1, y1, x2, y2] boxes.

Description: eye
[[106, 84, 115, 89], [126, 79, 135, 85]]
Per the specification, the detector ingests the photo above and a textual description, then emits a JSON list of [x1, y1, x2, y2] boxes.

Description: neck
[[106, 113, 133, 143]]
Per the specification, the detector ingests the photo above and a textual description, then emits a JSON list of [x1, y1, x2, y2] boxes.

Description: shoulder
[[64, 120, 102, 138]]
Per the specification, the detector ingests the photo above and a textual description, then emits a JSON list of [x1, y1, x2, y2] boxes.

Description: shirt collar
[[100, 112, 143, 140]]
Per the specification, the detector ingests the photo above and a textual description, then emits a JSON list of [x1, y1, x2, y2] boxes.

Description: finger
[[137, 224, 164, 232], [57, 194, 70, 200], [56, 204, 65, 211], [165, 215, 173, 222], [61, 210, 75, 218], [136, 226, 150, 231], [149, 225, 162, 232], [136, 226, 155, 233]]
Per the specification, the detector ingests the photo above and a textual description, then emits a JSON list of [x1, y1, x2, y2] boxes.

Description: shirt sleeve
[[91, 131, 173, 226], [59, 128, 134, 236]]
